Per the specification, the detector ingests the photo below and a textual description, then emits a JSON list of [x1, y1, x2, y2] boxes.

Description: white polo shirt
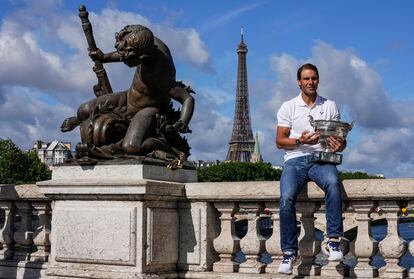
[[277, 93, 340, 162]]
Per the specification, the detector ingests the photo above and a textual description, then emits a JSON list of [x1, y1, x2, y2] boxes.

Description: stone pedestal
[[37, 163, 196, 279]]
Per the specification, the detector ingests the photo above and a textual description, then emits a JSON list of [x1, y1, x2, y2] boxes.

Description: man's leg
[[308, 162, 343, 260], [278, 156, 308, 274]]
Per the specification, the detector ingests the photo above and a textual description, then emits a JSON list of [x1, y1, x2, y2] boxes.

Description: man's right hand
[[89, 48, 104, 62], [299, 130, 319, 145]]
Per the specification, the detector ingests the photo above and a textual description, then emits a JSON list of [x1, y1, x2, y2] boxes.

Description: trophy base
[[314, 152, 342, 165]]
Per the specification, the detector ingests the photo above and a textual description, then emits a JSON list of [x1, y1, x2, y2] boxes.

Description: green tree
[[339, 171, 383, 180], [197, 162, 282, 182], [0, 138, 51, 184]]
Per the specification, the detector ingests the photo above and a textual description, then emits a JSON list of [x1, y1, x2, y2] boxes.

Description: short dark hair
[[297, 63, 319, 80]]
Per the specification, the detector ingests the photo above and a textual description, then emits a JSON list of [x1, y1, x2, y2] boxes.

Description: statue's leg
[[122, 107, 159, 154], [61, 116, 80, 132], [77, 91, 127, 121]]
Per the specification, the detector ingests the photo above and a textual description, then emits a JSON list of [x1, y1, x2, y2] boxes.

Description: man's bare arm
[[276, 126, 296, 150], [276, 126, 320, 150]]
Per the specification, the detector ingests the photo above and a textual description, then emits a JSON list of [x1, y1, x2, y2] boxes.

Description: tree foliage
[[197, 161, 382, 182], [339, 171, 383, 180], [197, 162, 282, 182], [0, 138, 51, 184]]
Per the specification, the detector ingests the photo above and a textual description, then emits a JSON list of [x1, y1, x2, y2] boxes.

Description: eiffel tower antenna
[[226, 28, 255, 162]]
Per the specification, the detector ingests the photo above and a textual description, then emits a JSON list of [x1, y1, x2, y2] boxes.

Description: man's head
[[297, 63, 319, 97], [115, 25, 155, 67]]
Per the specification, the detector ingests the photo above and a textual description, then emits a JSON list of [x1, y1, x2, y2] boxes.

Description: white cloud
[[186, 91, 232, 161], [0, 2, 213, 154], [0, 86, 78, 150], [0, 3, 212, 100]]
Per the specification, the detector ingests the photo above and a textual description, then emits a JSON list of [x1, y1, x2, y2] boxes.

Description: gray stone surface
[[51, 163, 197, 183], [53, 201, 136, 265], [37, 179, 184, 200], [178, 202, 218, 272], [35, 164, 186, 279], [0, 184, 47, 200], [184, 179, 414, 201]]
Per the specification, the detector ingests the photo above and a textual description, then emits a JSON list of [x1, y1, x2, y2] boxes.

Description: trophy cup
[[309, 115, 353, 165]]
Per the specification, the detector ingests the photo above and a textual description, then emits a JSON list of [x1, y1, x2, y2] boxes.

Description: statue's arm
[[169, 86, 195, 133], [89, 49, 122, 63]]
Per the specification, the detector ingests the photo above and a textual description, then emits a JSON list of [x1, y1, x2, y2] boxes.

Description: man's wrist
[[295, 138, 302, 146]]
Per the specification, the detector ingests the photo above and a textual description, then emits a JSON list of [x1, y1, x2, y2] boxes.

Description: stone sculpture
[[61, 6, 195, 168]]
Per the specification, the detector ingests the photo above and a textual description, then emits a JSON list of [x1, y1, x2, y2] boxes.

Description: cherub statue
[[61, 24, 195, 168]]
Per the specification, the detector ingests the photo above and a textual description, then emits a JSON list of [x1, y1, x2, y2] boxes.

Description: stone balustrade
[[1, 175, 414, 279], [181, 179, 414, 279], [0, 184, 50, 278]]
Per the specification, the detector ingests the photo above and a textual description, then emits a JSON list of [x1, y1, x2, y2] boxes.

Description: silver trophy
[[309, 115, 353, 165]]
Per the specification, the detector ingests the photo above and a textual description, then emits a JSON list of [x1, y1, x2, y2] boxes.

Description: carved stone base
[[37, 164, 189, 279], [320, 261, 349, 277], [212, 259, 239, 273], [350, 264, 379, 278], [264, 259, 281, 274], [297, 260, 321, 276], [379, 264, 407, 278], [238, 258, 265, 273]]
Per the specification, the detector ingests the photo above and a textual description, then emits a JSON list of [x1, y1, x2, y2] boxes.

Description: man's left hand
[[327, 137, 345, 152]]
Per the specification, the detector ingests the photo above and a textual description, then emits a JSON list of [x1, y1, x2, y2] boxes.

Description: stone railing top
[[37, 179, 185, 200], [184, 178, 414, 201], [0, 184, 48, 201]]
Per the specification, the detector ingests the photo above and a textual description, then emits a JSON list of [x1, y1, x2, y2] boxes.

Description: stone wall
[[1, 166, 413, 278]]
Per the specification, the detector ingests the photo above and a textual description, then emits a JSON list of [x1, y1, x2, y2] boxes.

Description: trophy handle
[[309, 115, 315, 127]]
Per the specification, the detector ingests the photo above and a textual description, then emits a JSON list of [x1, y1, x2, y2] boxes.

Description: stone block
[[51, 163, 197, 183]]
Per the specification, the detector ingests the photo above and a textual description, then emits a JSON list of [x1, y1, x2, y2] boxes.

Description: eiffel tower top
[[238, 26, 247, 52]]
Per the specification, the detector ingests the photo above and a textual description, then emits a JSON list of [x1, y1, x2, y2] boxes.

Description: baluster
[[213, 202, 240, 272], [30, 202, 51, 262], [13, 201, 34, 261], [0, 201, 15, 260], [264, 201, 282, 273], [378, 201, 407, 278], [349, 200, 378, 277], [297, 201, 321, 276], [238, 202, 266, 273], [320, 203, 349, 277]]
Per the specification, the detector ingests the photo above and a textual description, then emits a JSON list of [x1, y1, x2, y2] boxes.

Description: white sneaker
[[327, 239, 343, 261], [278, 252, 298, 274]]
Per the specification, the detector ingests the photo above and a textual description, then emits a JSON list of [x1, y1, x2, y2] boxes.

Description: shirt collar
[[296, 93, 322, 107]]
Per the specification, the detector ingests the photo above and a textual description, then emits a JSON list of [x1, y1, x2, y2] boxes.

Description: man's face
[[297, 69, 319, 97]]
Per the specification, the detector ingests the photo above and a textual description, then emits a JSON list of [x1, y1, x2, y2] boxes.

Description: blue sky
[[1, 0, 414, 178]]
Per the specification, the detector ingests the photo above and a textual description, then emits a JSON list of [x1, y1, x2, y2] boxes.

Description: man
[[275, 63, 345, 274], [61, 25, 194, 161]]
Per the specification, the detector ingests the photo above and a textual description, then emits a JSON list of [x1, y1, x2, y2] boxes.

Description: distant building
[[193, 160, 221, 168], [33, 140, 73, 167], [250, 132, 263, 163]]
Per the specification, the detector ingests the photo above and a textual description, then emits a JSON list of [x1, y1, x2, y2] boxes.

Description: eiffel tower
[[226, 28, 255, 162]]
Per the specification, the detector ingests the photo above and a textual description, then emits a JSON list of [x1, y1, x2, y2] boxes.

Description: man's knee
[[280, 195, 296, 211], [325, 174, 340, 187]]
